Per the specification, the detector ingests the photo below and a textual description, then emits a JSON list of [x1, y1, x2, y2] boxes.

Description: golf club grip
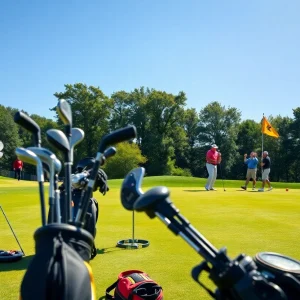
[[98, 125, 137, 153], [14, 111, 41, 147]]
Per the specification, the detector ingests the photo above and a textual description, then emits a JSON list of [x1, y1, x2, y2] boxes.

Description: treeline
[[0, 83, 299, 182]]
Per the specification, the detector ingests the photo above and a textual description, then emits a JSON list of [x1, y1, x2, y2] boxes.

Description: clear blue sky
[[1, 0, 299, 122]]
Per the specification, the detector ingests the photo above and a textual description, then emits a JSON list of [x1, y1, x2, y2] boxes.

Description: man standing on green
[[241, 151, 258, 190], [258, 151, 273, 192]]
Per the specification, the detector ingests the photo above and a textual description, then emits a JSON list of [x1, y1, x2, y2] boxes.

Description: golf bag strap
[[105, 280, 118, 299]]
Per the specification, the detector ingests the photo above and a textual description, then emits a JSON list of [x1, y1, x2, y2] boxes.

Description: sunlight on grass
[[0, 176, 299, 299]]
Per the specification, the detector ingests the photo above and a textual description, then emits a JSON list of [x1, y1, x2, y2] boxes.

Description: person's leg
[[205, 163, 214, 190], [258, 170, 267, 191], [242, 170, 250, 190], [17, 169, 21, 181], [210, 166, 218, 189], [14, 170, 17, 179]]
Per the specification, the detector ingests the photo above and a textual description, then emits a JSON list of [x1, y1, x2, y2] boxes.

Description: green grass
[[0, 175, 299, 299]]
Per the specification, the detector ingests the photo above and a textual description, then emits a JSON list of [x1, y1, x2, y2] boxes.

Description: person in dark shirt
[[258, 151, 273, 192]]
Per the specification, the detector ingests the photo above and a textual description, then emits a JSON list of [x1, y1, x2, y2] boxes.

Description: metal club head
[[0, 141, 3, 151], [46, 129, 70, 153], [15, 147, 43, 180], [14, 111, 41, 147], [57, 99, 72, 126], [121, 167, 145, 210], [70, 128, 84, 163]]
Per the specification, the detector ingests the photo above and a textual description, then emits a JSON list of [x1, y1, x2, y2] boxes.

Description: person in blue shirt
[[241, 151, 259, 190]]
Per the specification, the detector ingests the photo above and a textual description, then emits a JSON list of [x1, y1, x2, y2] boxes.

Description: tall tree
[[197, 102, 241, 177], [0, 106, 21, 170], [53, 83, 112, 166]]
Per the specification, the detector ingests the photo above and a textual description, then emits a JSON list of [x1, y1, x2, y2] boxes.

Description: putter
[[121, 167, 145, 210], [46, 129, 71, 223], [15, 148, 46, 226], [74, 125, 137, 226], [219, 162, 226, 191], [27, 147, 62, 223]]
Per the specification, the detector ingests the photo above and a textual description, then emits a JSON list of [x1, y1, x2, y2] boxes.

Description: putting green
[[0, 177, 299, 299]]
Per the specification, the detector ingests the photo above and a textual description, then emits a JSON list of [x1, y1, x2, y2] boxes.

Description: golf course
[[0, 175, 299, 299]]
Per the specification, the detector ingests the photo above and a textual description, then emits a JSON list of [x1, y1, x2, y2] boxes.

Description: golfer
[[205, 144, 221, 191], [241, 151, 258, 190], [258, 151, 273, 192], [13, 157, 23, 181]]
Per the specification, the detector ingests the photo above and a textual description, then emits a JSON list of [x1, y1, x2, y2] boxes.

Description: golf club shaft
[[0, 206, 25, 255]]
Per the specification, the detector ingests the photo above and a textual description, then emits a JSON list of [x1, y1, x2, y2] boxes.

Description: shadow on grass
[[97, 247, 124, 255], [183, 190, 208, 192], [0, 254, 34, 272], [99, 296, 106, 300]]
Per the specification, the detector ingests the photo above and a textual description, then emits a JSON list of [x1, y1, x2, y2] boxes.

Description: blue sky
[[1, 0, 299, 122]]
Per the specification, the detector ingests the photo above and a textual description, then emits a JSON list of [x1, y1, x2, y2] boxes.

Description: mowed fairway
[[0, 176, 299, 299]]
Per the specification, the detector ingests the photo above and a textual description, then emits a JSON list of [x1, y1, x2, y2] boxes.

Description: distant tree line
[[0, 83, 299, 182]]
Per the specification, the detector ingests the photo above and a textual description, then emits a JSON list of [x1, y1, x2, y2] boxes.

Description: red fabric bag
[[105, 270, 163, 300]]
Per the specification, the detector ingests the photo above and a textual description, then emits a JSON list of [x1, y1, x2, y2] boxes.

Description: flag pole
[[261, 114, 264, 177]]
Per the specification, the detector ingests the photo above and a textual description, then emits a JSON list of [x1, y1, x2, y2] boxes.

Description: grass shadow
[[0, 254, 34, 272], [183, 190, 208, 192], [97, 247, 125, 255], [99, 296, 106, 300]]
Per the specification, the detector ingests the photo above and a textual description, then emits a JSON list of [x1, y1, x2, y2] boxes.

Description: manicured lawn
[[0, 176, 299, 299]]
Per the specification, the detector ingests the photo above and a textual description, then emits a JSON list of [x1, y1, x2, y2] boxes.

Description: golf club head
[[15, 147, 43, 180], [27, 147, 62, 174], [57, 99, 72, 126], [121, 167, 145, 210], [0, 152, 3, 159], [0, 141, 3, 151], [46, 129, 70, 153], [14, 111, 41, 147], [71, 128, 84, 148], [98, 125, 137, 153], [133, 186, 170, 218], [70, 128, 85, 163]]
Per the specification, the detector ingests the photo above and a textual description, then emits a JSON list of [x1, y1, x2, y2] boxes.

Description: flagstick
[[261, 114, 264, 178]]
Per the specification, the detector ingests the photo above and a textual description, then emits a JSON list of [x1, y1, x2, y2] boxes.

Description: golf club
[[27, 147, 62, 223], [15, 147, 46, 226], [74, 125, 137, 226], [219, 161, 226, 191], [14, 111, 41, 147], [121, 167, 145, 210], [70, 128, 85, 163], [46, 129, 71, 223], [0, 205, 25, 256], [71, 146, 117, 190], [0, 141, 3, 158]]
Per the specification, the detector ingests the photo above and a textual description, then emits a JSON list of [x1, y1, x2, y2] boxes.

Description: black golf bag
[[59, 188, 99, 259], [20, 224, 96, 300]]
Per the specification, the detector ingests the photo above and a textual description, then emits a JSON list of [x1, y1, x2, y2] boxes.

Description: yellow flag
[[261, 117, 279, 138]]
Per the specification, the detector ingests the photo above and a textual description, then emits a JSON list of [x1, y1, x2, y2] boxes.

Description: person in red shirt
[[13, 157, 23, 181], [205, 144, 222, 191]]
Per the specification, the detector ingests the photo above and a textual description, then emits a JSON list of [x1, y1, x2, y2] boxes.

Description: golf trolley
[[120, 167, 300, 299]]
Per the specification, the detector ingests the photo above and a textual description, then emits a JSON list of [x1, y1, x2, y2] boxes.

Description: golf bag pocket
[[20, 224, 96, 300], [105, 270, 163, 300]]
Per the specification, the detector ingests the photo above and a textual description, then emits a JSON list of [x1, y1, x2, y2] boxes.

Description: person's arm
[[244, 154, 248, 163], [206, 151, 217, 164]]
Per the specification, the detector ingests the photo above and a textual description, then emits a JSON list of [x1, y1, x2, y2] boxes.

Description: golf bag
[[20, 224, 96, 300], [105, 270, 163, 300]]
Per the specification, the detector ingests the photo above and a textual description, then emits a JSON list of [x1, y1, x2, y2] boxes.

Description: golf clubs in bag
[[20, 223, 96, 300]]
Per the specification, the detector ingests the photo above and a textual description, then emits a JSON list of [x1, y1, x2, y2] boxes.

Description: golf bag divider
[[105, 270, 163, 300], [20, 224, 96, 300]]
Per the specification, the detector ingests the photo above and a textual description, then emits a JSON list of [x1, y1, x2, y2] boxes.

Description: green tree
[[197, 102, 241, 178], [102, 142, 147, 179], [0, 106, 21, 170], [53, 83, 113, 166]]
